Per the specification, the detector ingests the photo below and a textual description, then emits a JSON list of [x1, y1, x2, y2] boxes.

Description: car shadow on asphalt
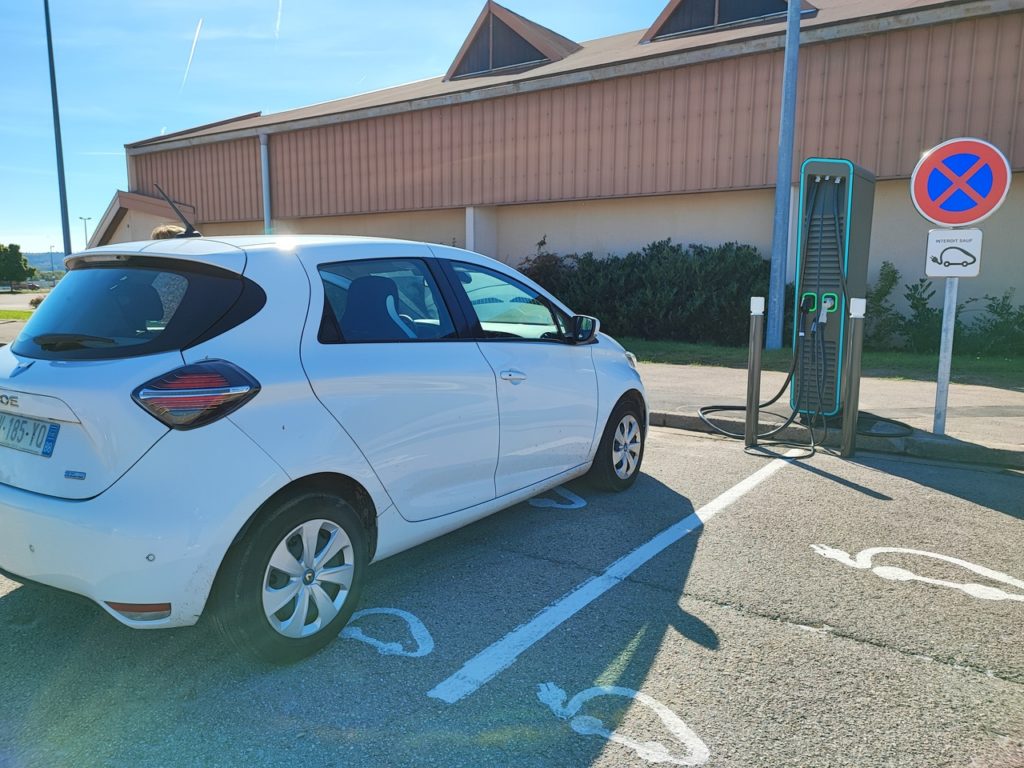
[[352, 473, 722, 764], [0, 472, 719, 766]]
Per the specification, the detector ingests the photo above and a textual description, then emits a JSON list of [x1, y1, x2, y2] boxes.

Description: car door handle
[[499, 369, 528, 383]]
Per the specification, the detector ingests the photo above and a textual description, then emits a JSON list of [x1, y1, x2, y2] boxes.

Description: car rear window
[[13, 258, 252, 360]]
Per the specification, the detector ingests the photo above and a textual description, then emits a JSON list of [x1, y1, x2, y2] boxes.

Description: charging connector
[[817, 294, 835, 326]]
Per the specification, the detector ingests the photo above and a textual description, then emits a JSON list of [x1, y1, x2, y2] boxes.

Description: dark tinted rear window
[[13, 260, 247, 360]]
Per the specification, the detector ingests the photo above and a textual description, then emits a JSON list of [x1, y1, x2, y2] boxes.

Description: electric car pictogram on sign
[[911, 138, 1011, 227], [926, 229, 982, 278]]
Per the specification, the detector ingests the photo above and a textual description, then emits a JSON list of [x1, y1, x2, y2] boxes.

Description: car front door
[[300, 247, 500, 522], [444, 260, 598, 497]]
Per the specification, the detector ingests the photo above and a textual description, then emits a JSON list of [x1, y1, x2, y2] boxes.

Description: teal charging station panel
[[790, 158, 875, 417]]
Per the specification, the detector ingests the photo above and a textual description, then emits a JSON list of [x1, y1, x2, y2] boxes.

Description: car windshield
[[12, 260, 244, 360]]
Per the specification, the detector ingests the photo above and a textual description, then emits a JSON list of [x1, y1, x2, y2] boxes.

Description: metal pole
[[745, 297, 766, 448], [933, 277, 959, 435], [841, 298, 866, 458], [48, 245, 55, 287], [44, 0, 72, 258], [259, 133, 273, 234], [79, 216, 91, 248], [765, 0, 803, 349]]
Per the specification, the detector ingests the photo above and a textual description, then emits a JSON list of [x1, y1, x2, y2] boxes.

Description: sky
[[2, 0, 668, 253]]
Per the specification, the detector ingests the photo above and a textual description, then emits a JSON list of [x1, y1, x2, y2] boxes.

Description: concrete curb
[[650, 411, 1024, 469]]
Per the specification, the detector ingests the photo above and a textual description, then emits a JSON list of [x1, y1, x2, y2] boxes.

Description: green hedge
[[522, 240, 787, 346], [867, 261, 1024, 356], [523, 242, 1023, 357]]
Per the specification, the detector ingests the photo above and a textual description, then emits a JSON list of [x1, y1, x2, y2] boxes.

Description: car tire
[[586, 397, 645, 492], [211, 490, 368, 664]]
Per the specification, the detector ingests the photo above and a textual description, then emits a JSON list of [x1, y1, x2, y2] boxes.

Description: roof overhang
[[89, 190, 197, 248]]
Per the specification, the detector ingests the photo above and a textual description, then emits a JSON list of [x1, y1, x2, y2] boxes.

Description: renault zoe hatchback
[[0, 236, 647, 662]]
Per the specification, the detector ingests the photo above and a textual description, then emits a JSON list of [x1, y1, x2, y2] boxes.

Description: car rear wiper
[[33, 333, 117, 350]]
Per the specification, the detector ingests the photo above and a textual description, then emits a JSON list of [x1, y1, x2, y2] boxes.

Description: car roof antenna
[[153, 183, 202, 238]]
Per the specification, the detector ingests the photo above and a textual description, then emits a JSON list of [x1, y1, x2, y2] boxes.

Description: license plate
[[0, 412, 60, 458]]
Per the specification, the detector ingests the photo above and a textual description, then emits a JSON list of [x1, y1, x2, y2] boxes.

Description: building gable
[[642, 0, 815, 42], [446, 1, 581, 81]]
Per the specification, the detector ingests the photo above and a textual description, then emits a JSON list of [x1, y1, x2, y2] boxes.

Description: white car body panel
[[0, 418, 289, 627], [0, 235, 647, 629], [184, 242, 396, 519], [474, 340, 598, 496], [301, 341, 501, 522], [295, 241, 501, 522], [0, 347, 180, 499]]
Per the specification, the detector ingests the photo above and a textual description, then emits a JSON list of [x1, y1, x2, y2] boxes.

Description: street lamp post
[[44, 0, 72, 258], [79, 216, 92, 249], [49, 245, 55, 287]]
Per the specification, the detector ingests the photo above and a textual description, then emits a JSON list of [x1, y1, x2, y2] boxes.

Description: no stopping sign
[[910, 138, 1011, 227]]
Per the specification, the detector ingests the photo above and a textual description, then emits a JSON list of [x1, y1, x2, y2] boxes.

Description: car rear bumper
[[0, 419, 289, 629]]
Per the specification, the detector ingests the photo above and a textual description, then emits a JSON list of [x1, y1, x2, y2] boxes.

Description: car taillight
[[132, 360, 260, 430]]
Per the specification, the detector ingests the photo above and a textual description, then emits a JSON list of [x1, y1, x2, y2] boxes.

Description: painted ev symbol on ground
[[527, 487, 587, 510], [340, 607, 436, 657], [537, 683, 710, 766], [811, 545, 1024, 602]]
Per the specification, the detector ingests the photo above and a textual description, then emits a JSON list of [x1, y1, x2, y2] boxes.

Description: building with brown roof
[[94, 0, 1024, 304]]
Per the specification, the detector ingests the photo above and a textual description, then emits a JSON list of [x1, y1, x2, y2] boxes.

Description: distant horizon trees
[[0, 243, 38, 289]]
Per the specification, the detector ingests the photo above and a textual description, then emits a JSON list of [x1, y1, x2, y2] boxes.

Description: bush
[[864, 261, 903, 349], [959, 290, 1024, 357], [521, 239, 790, 346], [862, 261, 1020, 356], [522, 244, 1023, 357]]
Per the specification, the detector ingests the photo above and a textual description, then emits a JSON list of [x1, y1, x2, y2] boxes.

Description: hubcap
[[262, 519, 354, 639], [612, 414, 642, 480]]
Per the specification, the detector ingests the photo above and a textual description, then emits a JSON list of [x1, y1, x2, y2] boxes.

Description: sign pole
[[933, 276, 959, 435], [910, 138, 1011, 437]]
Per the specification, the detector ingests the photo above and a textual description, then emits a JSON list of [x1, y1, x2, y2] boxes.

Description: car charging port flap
[[132, 360, 260, 431]]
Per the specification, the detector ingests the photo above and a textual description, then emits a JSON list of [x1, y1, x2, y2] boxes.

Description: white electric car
[[0, 235, 646, 662]]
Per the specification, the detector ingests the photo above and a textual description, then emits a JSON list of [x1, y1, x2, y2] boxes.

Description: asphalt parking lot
[[1, 428, 1022, 767]]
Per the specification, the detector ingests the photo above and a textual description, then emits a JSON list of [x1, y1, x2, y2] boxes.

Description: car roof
[[66, 235, 572, 314], [69, 235, 511, 274]]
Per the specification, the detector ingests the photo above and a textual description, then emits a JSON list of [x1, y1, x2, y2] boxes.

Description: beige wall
[[491, 189, 776, 265], [189, 177, 1022, 316], [869, 174, 1024, 309], [274, 209, 464, 247], [199, 209, 465, 247], [197, 220, 265, 237], [109, 210, 185, 244]]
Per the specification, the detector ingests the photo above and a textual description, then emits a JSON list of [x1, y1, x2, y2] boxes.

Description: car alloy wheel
[[211, 491, 367, 663], [262, 519, 355, 639], [587, 397, 645, 491], [612, 414, 642, 480]]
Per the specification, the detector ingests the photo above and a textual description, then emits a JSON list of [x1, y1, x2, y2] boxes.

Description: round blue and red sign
[[910, 138, 1011, 227]]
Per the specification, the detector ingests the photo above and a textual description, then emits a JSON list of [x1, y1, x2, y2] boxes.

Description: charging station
[[790, 158, 876, 418]]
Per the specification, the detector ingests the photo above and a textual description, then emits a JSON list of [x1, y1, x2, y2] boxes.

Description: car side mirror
[[571, 315, 600, 344]]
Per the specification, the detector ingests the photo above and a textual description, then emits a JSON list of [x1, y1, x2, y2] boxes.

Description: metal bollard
[[745, 297, 766, 448], [840, 298, 866, 458]]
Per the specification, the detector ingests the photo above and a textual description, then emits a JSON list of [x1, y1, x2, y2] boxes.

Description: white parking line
[[428, 452, 798, 704]]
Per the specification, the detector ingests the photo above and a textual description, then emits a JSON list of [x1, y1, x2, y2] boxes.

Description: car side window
[[451, 262, 569, 341], [318, 259, 456, 343]]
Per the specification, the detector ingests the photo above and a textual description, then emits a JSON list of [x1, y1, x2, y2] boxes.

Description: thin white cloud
[[181, 17, 204, 91], [275, 0, 284, 38]]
